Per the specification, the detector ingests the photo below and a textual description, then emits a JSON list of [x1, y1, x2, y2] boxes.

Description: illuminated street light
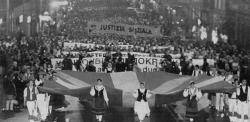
[[44, 11, 49, 16], [198, 18, 201, 26], [0, 18, 2, 25], [50, 1, 69, 8], [19, 15, 23, 23]]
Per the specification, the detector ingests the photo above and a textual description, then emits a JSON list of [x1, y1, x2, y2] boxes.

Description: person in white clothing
[[228, 91, 237, 122], [24, 80, 39, 122], [236, 79, 250, 122], [35, 73, 50, 121], [192, 65, 203, 77], [183, 81, 202, 122], [133, 82, 153, 122]]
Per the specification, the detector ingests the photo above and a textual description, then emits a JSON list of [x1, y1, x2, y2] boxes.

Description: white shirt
[[35, 79, 43, 86]]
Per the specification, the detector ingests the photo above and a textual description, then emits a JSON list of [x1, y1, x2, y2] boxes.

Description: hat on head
[[189, 81, 195, 84], [140, 82, 146, 85]]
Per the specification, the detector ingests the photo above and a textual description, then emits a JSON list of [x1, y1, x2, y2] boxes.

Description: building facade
[[0, 0, 9, 33], [224, 0, 250, 50]]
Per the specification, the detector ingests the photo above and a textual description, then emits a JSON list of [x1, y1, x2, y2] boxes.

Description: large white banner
[[61, 50, 187, 59], [51, 56, 164, 72], [63, 42, 105, 49], [51, 52, 215, 72], [87, 21, 162, 37]]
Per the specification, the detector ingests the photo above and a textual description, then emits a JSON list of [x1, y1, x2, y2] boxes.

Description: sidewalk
[[0, 109, 34, 122]]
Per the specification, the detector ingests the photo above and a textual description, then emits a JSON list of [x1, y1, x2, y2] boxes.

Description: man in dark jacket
[[62, 55, 73, 70], [3, 75, 17, 111], [85, 61, 96, 72]]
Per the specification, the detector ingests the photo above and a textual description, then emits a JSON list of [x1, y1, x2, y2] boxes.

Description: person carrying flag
[[90, 79, 109, 122]]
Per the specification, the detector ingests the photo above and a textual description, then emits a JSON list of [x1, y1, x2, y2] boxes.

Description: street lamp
[[0, 18, 2, 25], [27, 16, 31, 23], [19, 15, 23, 23]]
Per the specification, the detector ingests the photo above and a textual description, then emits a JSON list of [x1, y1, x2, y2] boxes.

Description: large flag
[[41, 71, 235, 108]]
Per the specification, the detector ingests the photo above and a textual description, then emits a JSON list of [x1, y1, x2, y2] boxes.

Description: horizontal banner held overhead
[[87, 21, 162, 37]]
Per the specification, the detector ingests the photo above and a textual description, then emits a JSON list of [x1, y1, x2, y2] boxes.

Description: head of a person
[[89, 61, 94, 66], [189, 81, 195, 88], [140, 82, 145, 89], [96, 79, 103, 85], [28, 80, 34, 87], [195, 65, 199, 70], [242, 79, 247, 86], [39, 74, 43, 79], [203, 58, 207, 62]]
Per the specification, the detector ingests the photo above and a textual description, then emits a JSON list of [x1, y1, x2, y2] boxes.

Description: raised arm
[[90, 86, 95, 96], [23, 88, 27, 106], [196, 89, 202, 100], [35, 87, 39, 95], [183, 89, 189, 97], [146, 90, 152, 98], [103, 87, 109, 103], [248, 86, 250, 102], [133, 90, 138, 98]]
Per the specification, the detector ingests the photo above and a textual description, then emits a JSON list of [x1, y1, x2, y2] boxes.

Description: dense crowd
[[0, 0, 249, 116]]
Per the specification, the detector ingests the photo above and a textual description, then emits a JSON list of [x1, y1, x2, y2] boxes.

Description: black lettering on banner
[[121, 26, 125, 32], [145, 58, 151, 65], [100, 25, 103, 30], [82, 59, 89, 65], [138, 58, 145, 64], [143, 67, 158, 72], [107, 25, 110, 30], [98, 68, 102, 72], [135, 58, 138, 64], [98, 53, 101, 57], [152, 58, 158, 67], [148, 29, 152, 34], [95, 58, 101, 64], [128, 27, 134, 32]]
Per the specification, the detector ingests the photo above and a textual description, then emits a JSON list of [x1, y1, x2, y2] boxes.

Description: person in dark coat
[[62, 55, 73, 70], [85, 61, 96, 72], [115, 57, 126, 72], [3, 75, 17, 111]]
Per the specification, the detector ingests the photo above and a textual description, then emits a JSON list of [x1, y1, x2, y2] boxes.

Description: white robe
[[133, 89, 152, 121], [236, 86, 250, 122], [228, 92, 237, 122], [37, 94, 50, 120]]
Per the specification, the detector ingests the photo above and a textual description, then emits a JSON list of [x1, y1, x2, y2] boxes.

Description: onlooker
[[192, 65, 203, 77], [85, 61, 96, 72], [3, 75, 17, 111]]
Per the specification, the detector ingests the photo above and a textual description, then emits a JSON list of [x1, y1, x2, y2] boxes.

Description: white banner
[[51, 53, 215, 72], [87, 21, 162, 37], [63, 42, 105, 49]]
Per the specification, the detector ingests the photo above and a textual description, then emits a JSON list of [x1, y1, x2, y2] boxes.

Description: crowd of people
[[0, 0, 249, 122]]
